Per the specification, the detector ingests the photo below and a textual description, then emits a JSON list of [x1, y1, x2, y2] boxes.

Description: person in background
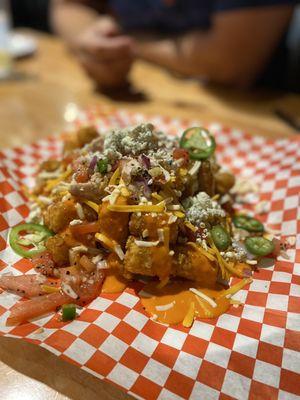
[[51, 0, 299, 91], [10, 0, 50, 32]]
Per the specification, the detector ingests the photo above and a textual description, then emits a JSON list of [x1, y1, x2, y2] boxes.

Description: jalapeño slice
[[245, 236, 274, 257], [180, 127, 216, 160], [233, 215, 264, 233], [211, 225, 231, 251], [9, 223, 53, 258]]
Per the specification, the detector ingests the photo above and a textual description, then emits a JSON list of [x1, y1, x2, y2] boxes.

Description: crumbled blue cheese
[[231, 240, 247, 262], [184, 192, 226, 226], [103, 124, 158, 159]]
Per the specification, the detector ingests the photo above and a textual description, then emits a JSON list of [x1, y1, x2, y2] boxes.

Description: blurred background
[[6, 0, 300, 91], [0, 0, 300, 149]]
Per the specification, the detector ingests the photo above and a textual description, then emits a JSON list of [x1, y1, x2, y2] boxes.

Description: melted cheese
[[102, 253, 128, 294], [102, 271, 128, 294], [140, 281, 230, 325]]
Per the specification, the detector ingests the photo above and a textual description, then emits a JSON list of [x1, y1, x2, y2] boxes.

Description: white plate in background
[[9, 32, 37, 58]]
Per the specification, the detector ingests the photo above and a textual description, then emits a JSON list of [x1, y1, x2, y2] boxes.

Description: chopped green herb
[[62, 304, 76, 321], [97, 159, 108, 174]]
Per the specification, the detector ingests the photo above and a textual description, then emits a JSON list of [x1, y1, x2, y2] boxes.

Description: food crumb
[[33, 327, 44, 335]]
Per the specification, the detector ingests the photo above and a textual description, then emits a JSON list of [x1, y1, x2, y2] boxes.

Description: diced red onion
[[236, 241, 256, 260], [89, 156, 98, 174], [243, 268, 252, 278], [135, 177, 151, 198], [140, 154, 151, 169]]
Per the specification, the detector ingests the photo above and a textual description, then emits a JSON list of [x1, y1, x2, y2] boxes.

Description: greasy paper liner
[[0, 108, 299, 400]]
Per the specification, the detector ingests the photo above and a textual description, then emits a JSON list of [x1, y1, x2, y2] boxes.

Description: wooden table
[[0, 30, 300, 149], [0, 30, 299, 400]]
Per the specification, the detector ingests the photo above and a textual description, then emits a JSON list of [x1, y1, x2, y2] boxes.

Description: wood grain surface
[[0, 30, 299, 400]]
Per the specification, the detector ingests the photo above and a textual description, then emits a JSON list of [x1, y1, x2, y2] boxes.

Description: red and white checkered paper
[[0, 108, 300, 400]]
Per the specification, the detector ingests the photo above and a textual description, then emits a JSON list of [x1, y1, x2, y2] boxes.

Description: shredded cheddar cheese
[[182, 301, 195, 328], [45, 168, 72, 192], [173, 211, 185, 218], [223, 261, 244, 279], [83, 200, 99, 213], [41, 285, 60, 294], [211, 194, 220, 201], [216, 278, 252, 300], [95, 233, 117, 250], [152, 192, 163, 202], [184, 221, 197, 232], [189, 288, 217, 308], [157, 276, 169, 289], [163, 227, 170, 249], [207, 238, 228, 279], [230, 299, 242, 305], [119, 178, 131, 197], [195, 296, 213, 318], [107, 201, 165, 213], [109, 167, 120, 186], [187, 242, 216, 262], [22, 186, 45, 208]]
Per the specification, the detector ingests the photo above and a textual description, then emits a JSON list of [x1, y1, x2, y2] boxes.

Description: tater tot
[[43, 200, 77, 233]]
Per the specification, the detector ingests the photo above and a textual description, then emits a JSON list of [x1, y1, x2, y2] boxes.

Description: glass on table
[[0, 0, 12, 79]]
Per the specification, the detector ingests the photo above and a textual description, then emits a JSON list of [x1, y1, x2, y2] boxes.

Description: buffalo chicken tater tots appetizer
[[4, 124, 276, 326]]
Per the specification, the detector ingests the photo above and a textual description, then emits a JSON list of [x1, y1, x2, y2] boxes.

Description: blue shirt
[[109, 0, 297, 32], [108, 0, 299, 90]]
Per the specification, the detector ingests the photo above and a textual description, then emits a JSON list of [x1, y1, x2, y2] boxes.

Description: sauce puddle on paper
[[101, 269, 128, 294], [141, 281, 230, 324], [101, 269, 231, 325]]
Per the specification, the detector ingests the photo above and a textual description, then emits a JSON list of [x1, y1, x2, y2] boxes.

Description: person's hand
[[75, 17, 134, 88]]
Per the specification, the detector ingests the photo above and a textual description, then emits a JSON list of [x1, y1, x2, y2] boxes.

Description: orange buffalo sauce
[[102, 270, 128, 293], [140, 281, 230, 325], [102, 253, 128, 294], [101, 253, 251, 324]]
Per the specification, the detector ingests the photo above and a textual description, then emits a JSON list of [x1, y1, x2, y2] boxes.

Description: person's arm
[[51, 0, 105, 48], [134, 5, 293, 87], [51, 0, 134, 88]]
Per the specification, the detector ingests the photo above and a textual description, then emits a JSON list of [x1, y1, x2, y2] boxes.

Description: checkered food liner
[[0, 108, 299, 400]]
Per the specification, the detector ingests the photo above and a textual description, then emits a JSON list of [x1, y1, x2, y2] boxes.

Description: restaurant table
[[0, 30, 299, 400]]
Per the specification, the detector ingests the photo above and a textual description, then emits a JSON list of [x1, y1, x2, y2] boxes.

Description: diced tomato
[[107, 253, 123, 270], [272, 237, 281, 257], [32, 252, 55, 276], [0, 274, 43, 297], [180, 224, 197, 242], [61, 268, 105, 305], [6, 291, 72, 326], [79, 255, 96, 273], [5, 268, 105, 325], [173, 148, 189, 165], [60, 267, 105, 306], [0, 274, 59, 298], [69, 221, 100, 236], [76, 270, 105, 306], [111, 159, 121, 172], [74, 164, 89, 183], [62, 151, 77, 168]]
